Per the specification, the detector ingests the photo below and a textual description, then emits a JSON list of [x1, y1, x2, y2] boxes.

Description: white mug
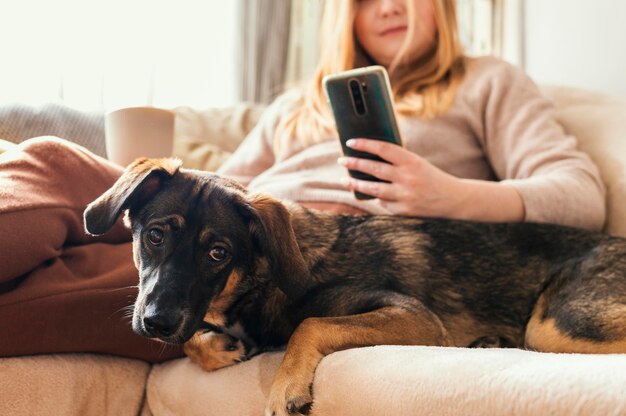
[[105, 107, 175, 167]]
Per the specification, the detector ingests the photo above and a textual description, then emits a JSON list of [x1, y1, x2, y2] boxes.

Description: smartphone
[[323, 65, 403, 200]]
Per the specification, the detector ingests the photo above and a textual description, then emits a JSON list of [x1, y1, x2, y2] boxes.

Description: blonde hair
[[275, 0, 465, 153]]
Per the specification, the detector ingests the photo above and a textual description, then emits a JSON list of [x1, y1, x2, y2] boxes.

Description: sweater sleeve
[[217, 91, 300, 186], [477, 60, 606, 231]]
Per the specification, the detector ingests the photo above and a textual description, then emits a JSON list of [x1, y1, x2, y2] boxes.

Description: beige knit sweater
[[218, 56, 606, 230]]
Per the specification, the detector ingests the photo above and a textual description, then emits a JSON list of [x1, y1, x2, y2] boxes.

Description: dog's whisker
[[99, 286, 139, 294], [108, 304, 136, 321], [157, 341, 171, 357]]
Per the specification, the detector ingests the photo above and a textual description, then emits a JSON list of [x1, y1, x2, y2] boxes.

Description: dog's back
[[288, 207, 622, 347]]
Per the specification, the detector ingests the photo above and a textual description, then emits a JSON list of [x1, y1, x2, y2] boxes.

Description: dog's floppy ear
[[246, 193, 309, 299], [84, 157, 182, 236]]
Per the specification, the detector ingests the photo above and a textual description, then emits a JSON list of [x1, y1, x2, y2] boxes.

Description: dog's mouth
[[131, 276, 224, 344]]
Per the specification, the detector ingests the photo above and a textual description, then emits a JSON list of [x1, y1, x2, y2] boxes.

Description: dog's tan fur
[[204, 270, 242, 328], [526, 295, 626, 353]]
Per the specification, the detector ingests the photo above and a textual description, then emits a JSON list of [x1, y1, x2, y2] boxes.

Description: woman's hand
[[338, 138, 466, 217], [338, 138, 525, 222]]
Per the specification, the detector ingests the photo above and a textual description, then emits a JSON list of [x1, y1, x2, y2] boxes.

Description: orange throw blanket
[[0, 137, 181, 362]]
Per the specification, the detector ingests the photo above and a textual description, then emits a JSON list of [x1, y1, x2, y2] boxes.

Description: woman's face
[[354, 0, 437, 67]]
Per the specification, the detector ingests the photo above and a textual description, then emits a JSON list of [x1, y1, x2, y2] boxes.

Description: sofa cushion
[[172, 137, 233, 172], [147, 352, 283, 416], [147, 346, 626, 416], [171, 103, 265, 172], [0, 354, 150, 416], [174, 103, 265, 153]]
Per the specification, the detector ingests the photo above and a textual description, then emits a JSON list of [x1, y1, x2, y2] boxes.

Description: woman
[[219, 0, 605, 228], [0, 0, 605, 361]]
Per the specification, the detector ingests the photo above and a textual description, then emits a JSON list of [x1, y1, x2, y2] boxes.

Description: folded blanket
[[0, 137, 127, 282], [0, 137, 182, 361], [147, 346, 626, 416]]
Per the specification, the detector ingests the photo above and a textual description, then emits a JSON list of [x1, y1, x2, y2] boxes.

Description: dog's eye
[[147, 228, 164, 246], [208, 246, 228, 262]]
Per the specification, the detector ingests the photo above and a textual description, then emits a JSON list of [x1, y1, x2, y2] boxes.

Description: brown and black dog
[[84, 158, 626, 416]]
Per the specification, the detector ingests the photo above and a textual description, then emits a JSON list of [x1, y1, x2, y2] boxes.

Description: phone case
[[323, 66, 403, 200]]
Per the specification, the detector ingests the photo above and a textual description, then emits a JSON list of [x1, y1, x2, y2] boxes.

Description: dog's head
[[84, 158, 308, 344]]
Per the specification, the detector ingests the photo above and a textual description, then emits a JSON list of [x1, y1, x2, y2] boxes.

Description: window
[[456, 0, 523, 66], [0, 0, 238, 111]]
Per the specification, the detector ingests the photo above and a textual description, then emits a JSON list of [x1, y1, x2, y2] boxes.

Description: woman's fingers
[[342, 177, 399, 201], [345, 138, 415, 166], [338, 138, 429, 205], [337, 156, 394, 181]]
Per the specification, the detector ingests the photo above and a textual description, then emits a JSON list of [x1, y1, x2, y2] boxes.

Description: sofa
[[1, 85, 626, 416]]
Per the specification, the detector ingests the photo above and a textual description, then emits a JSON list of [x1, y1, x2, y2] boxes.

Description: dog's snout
[[143, 310, 182, 338]]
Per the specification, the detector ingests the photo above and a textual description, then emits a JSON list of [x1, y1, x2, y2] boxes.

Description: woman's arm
[[339, 139, 525, 222], [479, 61, 606, 230]]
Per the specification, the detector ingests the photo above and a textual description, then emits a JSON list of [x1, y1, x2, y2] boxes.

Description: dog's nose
[[143, 312, 181, 338]]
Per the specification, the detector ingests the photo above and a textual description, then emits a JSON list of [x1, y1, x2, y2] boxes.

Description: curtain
[[237, 0, 292, 104], [285, 0, 325, 85]]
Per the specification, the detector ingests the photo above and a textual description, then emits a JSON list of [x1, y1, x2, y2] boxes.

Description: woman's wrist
[[452, 179, 526, 223]]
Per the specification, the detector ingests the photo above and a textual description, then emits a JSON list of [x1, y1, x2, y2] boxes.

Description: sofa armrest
[[542, 85, 626, 237]]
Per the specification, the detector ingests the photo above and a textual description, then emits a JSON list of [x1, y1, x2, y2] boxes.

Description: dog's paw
[[183, 331, 247, 372], [265, 377, 313, 416]]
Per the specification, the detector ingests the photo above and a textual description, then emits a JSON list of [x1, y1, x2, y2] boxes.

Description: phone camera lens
[[348, 79, 366, 115]]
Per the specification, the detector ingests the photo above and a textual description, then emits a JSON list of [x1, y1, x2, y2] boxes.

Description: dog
[[84, 158, 626, 416]]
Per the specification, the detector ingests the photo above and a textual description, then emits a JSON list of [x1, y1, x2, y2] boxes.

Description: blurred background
[[0, 0, 624, 112]]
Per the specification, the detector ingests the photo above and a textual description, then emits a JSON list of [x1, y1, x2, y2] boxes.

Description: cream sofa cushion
[[172, 103, 265, 172], [146, 346, 626, 416], [174, 103, 264, 153]]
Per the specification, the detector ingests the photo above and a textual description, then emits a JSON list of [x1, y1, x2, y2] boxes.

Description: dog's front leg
[[265, 302, 450, 416]]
